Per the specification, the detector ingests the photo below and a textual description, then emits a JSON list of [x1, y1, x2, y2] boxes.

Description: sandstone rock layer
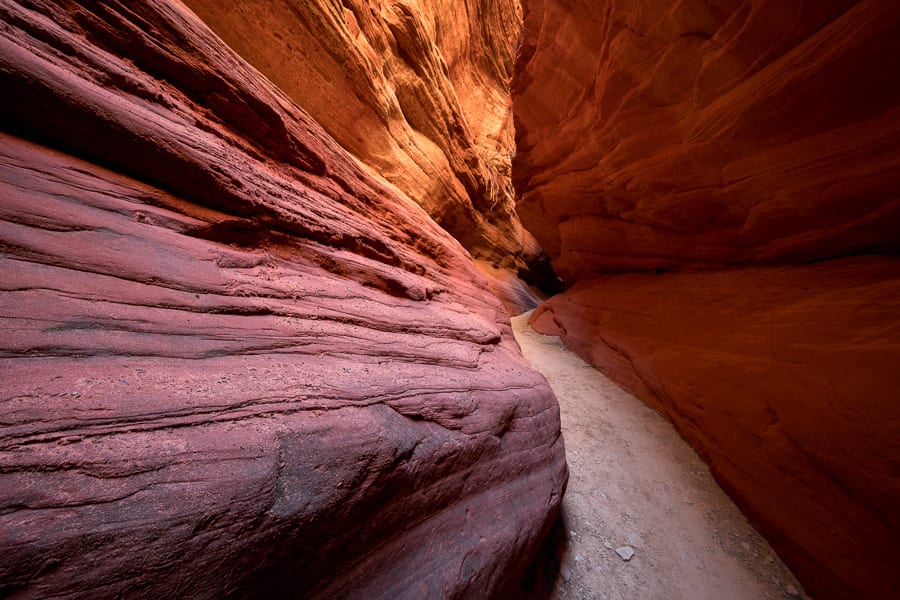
[[514, 0, 900, 280], [514, 1, 900, 599], [530, 260, 900, 600], [0, 1, 566, 597], [185, 0, 541, 280]]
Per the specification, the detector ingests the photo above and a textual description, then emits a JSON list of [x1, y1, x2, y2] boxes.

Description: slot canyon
[[0, 0, 897, 598]]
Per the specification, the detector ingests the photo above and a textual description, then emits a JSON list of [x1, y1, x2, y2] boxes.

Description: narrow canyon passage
[[2, 1, 898, 597], [512, 314, 801, 600]]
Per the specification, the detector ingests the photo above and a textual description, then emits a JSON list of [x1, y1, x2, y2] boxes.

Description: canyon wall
[[515, 0, 900, 280], [183, 0, 545, 309], [514, 1, 900, 599], [0, 1, 566, 597]]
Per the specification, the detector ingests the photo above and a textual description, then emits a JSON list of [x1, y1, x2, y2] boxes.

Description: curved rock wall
[[514, 0, 900, 279], [183, 0, 541, 278], [514, 1, 900, 599], [530, 260, 900, 600], [0, 1, 566, 597]]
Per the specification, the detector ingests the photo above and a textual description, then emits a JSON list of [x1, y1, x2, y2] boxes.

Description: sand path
[[511, 313, 804, 600]]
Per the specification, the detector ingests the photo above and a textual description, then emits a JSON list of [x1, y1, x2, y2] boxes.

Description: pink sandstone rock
[[0, 1, 566, 597]]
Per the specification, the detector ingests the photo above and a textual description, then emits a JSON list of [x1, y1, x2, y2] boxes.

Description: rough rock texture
[[514, 0, 900, 280], [514, 1, 900, 599], [183, 0, 542, 283], [0, 1, 566, 598]]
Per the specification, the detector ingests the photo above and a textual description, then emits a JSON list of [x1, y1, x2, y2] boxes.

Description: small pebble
[[615, 546, 634, 561], [785, 584, 800, 598], [626, 532, 644, 547], [561, 566, 572, 582], [603, 541, 612, 550]]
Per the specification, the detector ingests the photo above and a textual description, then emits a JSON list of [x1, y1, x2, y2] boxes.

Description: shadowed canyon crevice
[[515, 2, 900, 599], [1, 1, 898, 599]]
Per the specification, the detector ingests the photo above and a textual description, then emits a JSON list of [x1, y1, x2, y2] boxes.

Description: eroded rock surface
[[514, 0, 900, 279], [531, 259, 900, 600], [184, 0, 542, 285], [514, 1, 900, 599], [0, 1, 566, 597]]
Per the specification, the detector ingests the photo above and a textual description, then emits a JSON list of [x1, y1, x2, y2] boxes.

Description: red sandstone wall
[[514, 1, 900, 598], [530, 260, 900, 600], [514, 0, 900, 280]]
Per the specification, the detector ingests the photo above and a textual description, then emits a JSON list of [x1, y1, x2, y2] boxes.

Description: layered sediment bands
[[514, 1, 900, 599], [514, 0, 900, 279], [183, 0, 541, 279], [0, 1, 566, 597]]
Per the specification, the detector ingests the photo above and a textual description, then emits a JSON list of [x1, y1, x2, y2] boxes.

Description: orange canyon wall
[[183, 0, 548, 312], [514, 1, 900, 599]]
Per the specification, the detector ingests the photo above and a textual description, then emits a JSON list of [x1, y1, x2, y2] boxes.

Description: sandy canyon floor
[[511, 313, 805, 600]]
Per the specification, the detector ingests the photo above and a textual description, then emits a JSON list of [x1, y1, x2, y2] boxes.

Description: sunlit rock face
[[0, 1, 566, 597], [514, 1, 900, 599], [183, 0, 542, 281]]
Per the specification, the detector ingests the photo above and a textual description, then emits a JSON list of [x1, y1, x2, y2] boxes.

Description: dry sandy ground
[[511, 313, 806, 600]]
